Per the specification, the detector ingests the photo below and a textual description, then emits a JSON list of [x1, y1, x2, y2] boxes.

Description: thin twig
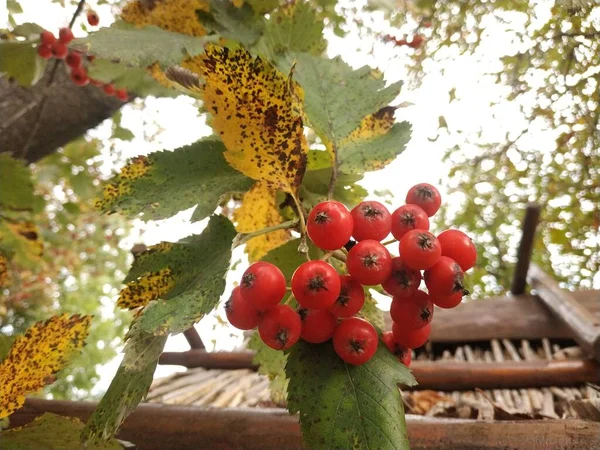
[[0, 100, 38, 132], [327, 146, 339, 199], [330, 250, 347, 263], [291, 193, 309, 260], [232, 219, 298, 248], [381, 238, 397, 246]]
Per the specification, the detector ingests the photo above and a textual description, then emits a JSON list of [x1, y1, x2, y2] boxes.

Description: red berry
[[381, 257, 421, 297], [424, 256, 465, 296], [225, 286, 260, 330], [408, 34, 425, 49], [115, 88, 128, 101], [328, 275, 365, 318], [392, 321, 431, 349], [391, 204, 430, 240], [390, 290, 434, 330], [87, 54, 96, 62], [346, 239, 392, 285], [51, 41, 68, 59], [298, 308, 337, 343], [437, 229, 477, 271], [40, 30, 56, 46], [70, 67, 89, 86], [307, 201, 353, 250], [90, 78, 103, 86], [87, 11, 100, 26], [65, 51, 82, 69], [382, 331, 412, 366], [431, 291, 463, 309], [58, 27, 74, 44], [399, 230, 441, 270], [350, 201, 392, 242], [103, 84, 116, 96], [291, 260, 341, 310], [333, 317, 378, 365], [240, 262, 286, 311], [258, 304, 301, 350], [37, 44, 52, 59], [405, 183, 441, 217]]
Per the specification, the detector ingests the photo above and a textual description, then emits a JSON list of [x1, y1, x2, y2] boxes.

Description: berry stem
[[291, 193, 310, 260], [381, 238, 398, 246], [232, 219, 299, 248], [327, 143, 339, 200], [330, 250, 347, 263]]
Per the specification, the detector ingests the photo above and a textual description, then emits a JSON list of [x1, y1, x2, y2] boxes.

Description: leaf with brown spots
[[0, 252, 8, 288], [0, 219, 43, 269], [197, 45, 309, 193], [121, 0, 209, 37], [0, 314, 92, 419], [234, 182, 291, 262]]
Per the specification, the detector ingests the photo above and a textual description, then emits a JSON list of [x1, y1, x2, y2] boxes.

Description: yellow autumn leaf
[[94, 156, 152, 212], [196, 45, 308, 193], [121, 0, 209, 37], [0, 252, 7, 288], [118, 267, 175, 309], [339, 106, 396, 147], [234, 183, 291, 262], [0, 314, 92, 419]]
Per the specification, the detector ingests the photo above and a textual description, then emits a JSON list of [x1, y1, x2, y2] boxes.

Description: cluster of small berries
[[226, 183, 476, 367], [36, 15, 128, 101]]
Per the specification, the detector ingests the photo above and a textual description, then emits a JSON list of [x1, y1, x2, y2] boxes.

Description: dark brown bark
[[182, 327, 205, 350], [9, 399, 600, 450], [0, 63, 123, 164], [510, 204, 541, 295]]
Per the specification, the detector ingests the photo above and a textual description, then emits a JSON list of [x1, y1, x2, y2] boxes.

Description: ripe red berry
[[346, 239, 392, 285], [408, 34, 425, 49], [431, 291, 463, 309], [70, 67, 89, 86], [37, 44, 52, 59], [382, 331, 412, 366], [87, 54, 96, 62], [115, 88, 128, 101], [58, 27, 74, 44], [437, 229, 477, 271], [103, 83, 116, 96], [391, 204, 430, 240], [240, 262, 286, 311], [405, 183, 441, 217], [306, 201, 353, 250], [298, 308, 337, 343], [291, 260, 341, 310], [258, 304, 301, 350], [390, 290, 434, 330], [350, 201, 392, 242], [225, 286, 260, 330], [424, 256, 465, 296], [40, 30, 56, 46], [51, 41, 68, 59], [333, 317, 378, 365], [382, 257, 421, 297], [392, 321, 431, 349], [399, 230, 441, 270], [65, 51, 82, 69], [87, 11, 100, 26], [328, 275, 365, 318]]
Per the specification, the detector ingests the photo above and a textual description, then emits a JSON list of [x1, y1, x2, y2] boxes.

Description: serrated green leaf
[[0, 41, 47, 86], [11, 22, 44, 38], [260, 238, 321, 280], [96, 139, 251, 221], [112, 125, 134, 141], [286, 341, 416, 450], [1, 413, 123, 450], [360, 290, 385, 330], [79, 23, 209, 68], [247, 333, 288, 403], [133, 215, 236, 335], [198, 0, 263, 47], [7, 0, 22, 14], [247, 0, 279, 14], [0, 154, 35, 210]]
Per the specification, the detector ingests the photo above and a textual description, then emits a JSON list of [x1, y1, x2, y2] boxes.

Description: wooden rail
[[510, 204, 541, 295], [9, 399, 600, 450]]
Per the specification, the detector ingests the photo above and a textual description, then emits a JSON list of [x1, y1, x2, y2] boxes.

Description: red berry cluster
[[226, 183, 476, 367], [36, 25, 128, 101]]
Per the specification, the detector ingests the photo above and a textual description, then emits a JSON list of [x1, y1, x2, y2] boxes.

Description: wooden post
[[528, 264, 600, 361], [182, 327, 204, 350], [510, 204, 541, 295]]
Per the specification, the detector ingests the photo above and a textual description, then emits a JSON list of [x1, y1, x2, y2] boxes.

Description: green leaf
[[247, 0, 279, 14], [197, 0, 263, 47], [79, 23, 210, 68], [82, 326, 167, 444], [0, 154, 35, 210], [0, 41, 47, 86], [360, 290, 385, 330], [7, 0, 22, 14], [286, 341, 416, 450], [1, 413, 123, 450], [260, 238, 321, 280], [96, 139, 252, 221], [247, 333, 288, 404], [135, 215, 235, 335], [11, 22, 44, 38]]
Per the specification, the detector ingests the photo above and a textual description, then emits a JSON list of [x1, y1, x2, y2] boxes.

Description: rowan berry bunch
[[226, 183, 477, 367]]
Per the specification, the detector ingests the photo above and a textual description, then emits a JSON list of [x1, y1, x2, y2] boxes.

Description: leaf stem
[[330, 250, 347, 263], [232, 219, 299, 248], [291, 193, 310, 260], [381, 238, 397, 246], [327, 145, 339, 200]]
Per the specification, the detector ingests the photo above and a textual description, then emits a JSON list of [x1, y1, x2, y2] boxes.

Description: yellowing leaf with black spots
[[118, 268, 175, 309], [95, 155, 151, 212], [0, 154, 35, 210], [234, 183, 291, 262], [0, 253, 8, 288], [0, 220, 43, 268], [0, 314, 91, 419], [121, 0, 209, 36], [198, 45, 308, 193]]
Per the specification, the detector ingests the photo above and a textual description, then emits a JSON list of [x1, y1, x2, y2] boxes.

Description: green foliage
[[11, 22, 44, 39], [198, 0, 263, 46], [0, 155, 34, 210], [286, 341, 415, 449], [247, 333, 288, 404], [0, 41, 47, 86], [260, 239, 321, 280]]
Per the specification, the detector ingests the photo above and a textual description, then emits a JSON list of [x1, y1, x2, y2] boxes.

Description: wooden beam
[[528, 265, 600, 361], [159, 350, 600, 390], [510, 204, 541, 295], [182, 328, 204, 350], [9, 399, 600, 450]]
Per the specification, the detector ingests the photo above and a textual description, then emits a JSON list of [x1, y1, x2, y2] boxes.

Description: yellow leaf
[[197, 45, 308, 193], [4, 220, 43, 260], [94, 156, 152, 212], [121, 0, 209, 37], [118, 267, 175, 309], [0, 314, 92, 419], [0, 252, 7, 288], [339, 106, 395, 147], [234, 183, 291, 262]]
